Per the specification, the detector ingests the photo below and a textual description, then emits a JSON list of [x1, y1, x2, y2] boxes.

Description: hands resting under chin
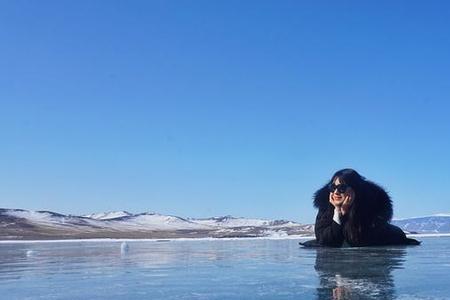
[[329, 190, 354, 216]]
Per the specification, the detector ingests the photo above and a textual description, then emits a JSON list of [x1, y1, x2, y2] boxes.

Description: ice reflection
[[2, 239, 447, 299], [314, 247, 406, 300], [0, 239, 299, 276]]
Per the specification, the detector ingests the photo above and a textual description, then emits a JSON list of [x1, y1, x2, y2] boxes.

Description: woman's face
[[330, 178, 354, 205]]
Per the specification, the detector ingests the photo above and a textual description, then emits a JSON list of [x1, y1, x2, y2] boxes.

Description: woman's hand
[[329, 192, 344, 208], [340, 190, 354, 215]]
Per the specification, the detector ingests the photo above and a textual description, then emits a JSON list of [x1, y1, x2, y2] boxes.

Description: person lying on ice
[[302, 168, 420, 247]]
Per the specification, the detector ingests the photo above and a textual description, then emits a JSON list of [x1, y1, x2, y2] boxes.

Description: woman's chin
[[333, 199, 344, 205]]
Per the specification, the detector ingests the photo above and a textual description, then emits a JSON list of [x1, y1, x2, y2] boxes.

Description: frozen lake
[[0, 237, 449, 299]]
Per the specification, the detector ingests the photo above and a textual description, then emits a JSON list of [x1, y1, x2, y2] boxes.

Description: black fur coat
[[311, 181, 420, 247]]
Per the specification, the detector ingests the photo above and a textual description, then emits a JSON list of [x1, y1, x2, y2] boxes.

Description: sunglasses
[[328, 183, 349, 194]]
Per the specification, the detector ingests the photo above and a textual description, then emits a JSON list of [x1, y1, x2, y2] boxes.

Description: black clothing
[[305, 181, 420, 247]]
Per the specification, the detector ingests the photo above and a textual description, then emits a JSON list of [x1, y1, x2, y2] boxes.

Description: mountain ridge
[[0, 208, 312, 240], [1, 208, 449, 240]]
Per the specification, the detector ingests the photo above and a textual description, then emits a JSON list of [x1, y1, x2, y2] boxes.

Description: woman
[[308, 168, 420, 247]]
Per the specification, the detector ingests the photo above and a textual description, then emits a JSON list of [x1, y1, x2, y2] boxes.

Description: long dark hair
[[330, 168, 365, 194], [329, 168, 385, 245]]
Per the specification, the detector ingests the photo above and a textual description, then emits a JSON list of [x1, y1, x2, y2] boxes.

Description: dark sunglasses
[[328, 183, 349, 194]]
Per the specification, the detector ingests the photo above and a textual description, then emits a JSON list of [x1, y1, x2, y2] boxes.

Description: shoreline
[[1, 233, 449, 244], [1, 235, 313, 244]]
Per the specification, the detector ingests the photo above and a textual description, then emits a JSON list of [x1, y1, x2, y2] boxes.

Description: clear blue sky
[[1, 1, 450, 223]]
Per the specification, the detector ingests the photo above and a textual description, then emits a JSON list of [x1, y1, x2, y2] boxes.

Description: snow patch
[[83, 211, 132, 220]]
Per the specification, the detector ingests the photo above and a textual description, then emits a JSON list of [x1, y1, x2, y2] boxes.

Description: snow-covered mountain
[[4, 209, 102, 227], [103, 213, 214, 231], [190, 216, 299, 228], [392, 214, 450, 233], [83, 211, 132, 220], [0, 208, 312, 240]]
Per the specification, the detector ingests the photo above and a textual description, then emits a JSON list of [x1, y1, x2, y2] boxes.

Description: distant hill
[[0, 208, 313, 240], [392, 214, 450, 234]]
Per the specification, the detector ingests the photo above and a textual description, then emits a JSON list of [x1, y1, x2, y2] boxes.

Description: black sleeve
[[371, 223, 421, 246], [314, 205, 344, 247]]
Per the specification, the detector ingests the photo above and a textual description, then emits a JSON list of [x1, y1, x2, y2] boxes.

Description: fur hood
[[313, 180, 393, 223]]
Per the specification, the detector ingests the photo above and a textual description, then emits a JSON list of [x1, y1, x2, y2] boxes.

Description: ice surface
[[0, 237, 449, 299], [120, 242, 129, 255]]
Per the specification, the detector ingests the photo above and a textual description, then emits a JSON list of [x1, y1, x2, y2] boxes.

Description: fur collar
[[313, 180, 393, 223]]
